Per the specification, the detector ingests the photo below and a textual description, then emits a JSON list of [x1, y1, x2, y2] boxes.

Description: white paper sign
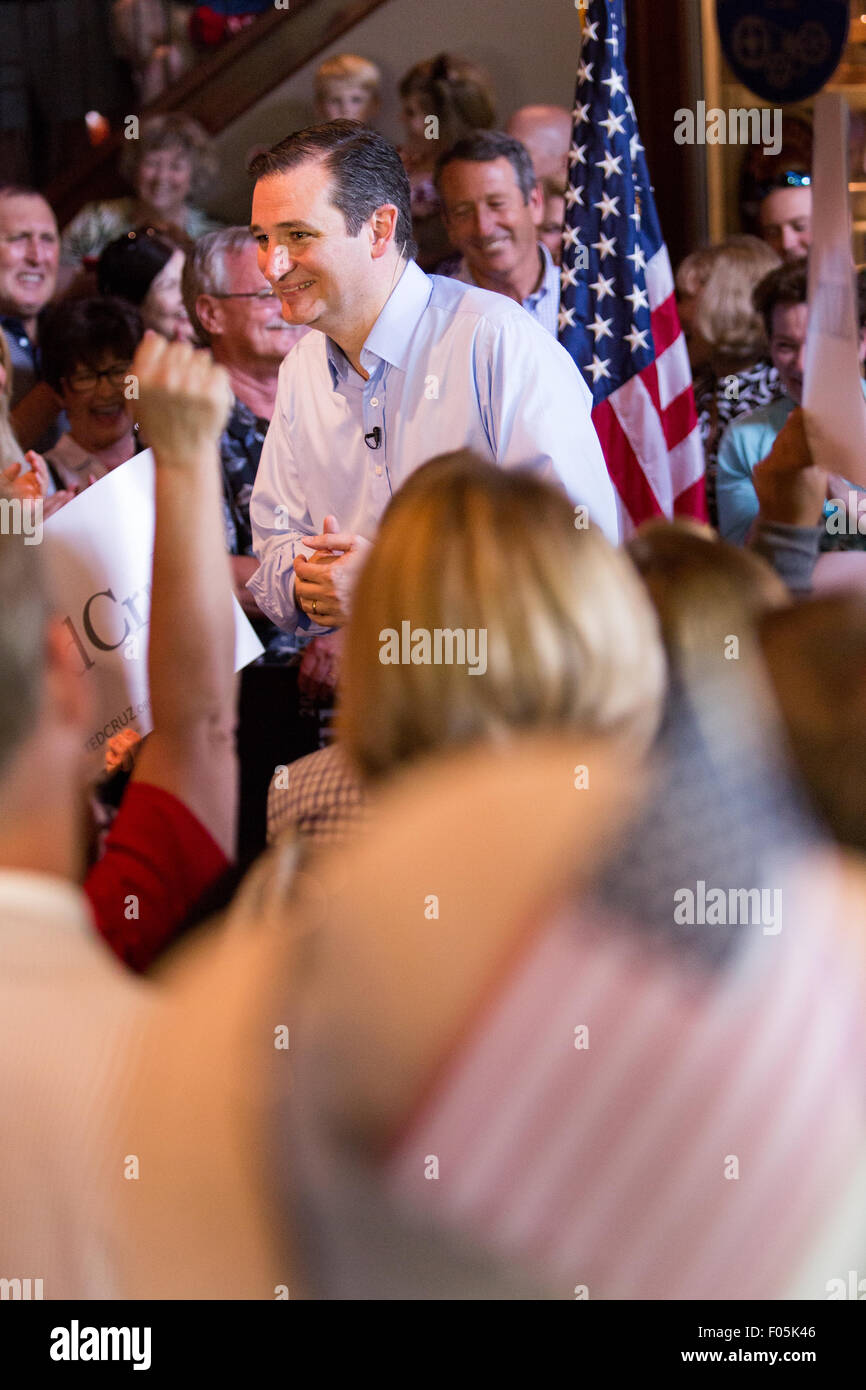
[[42, 449, 263, 776], [803, 93, 866, 489]]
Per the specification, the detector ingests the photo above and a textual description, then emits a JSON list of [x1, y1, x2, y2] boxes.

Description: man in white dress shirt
[[246, 120, 616, 638]]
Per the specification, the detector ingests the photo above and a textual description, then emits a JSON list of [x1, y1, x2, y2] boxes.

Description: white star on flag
[[590, 271, 615, 302], [602, 70, 626, 98], [582, 19, 599, 42], [577, 58, 594, 84], [594, 191, 621, 222], [629, 132, 644, 160], [624, 323, 651, 354], [606, 22, 620, 55], [596, 150, 623, 179], [592, 231, 617, 260], [629, 205, 642, 228], [558, 305, 577, 332], [560, 263, 579, 289], [562, 224, 584, 250], [624, 284, 650, 313], [569, 142, 588, 167], [572, 100, 591, 125], [588, 354, 611, 383], [627, 244, 648, 272], [565, 184, 585, 209], [599, 109, 627, 139], [588, 312, 614, 342]]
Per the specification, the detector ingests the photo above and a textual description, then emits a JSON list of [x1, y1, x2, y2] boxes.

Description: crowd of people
[[2, 42, 866, 1304]]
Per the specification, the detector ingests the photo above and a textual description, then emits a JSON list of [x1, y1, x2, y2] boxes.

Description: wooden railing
[[46, 0, 394, 227]]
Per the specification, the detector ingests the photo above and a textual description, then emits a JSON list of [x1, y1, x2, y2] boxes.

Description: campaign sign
[[716, 0, 850, 104], [42, 449, 263, 778]]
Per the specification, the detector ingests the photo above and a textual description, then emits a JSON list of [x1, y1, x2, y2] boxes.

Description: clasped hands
[[294, 515, 371, 627]]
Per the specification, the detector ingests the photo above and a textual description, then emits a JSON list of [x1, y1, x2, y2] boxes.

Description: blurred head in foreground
[[340, 450, 666, 781], [761, 593, 866, 855], [277, 525, 862, 1302], [627, 519, 789, 690]]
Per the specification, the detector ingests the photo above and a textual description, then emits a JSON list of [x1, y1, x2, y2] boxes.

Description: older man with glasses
[[183, 226, 313, 862], [183, 227, 309, 617]]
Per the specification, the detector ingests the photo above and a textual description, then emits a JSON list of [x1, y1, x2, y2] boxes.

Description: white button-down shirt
[[248, 258, 616, 634]]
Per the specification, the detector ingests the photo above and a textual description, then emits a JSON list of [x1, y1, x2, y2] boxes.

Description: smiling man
[[435, 130, 560, 335], [183, 225, 309, 630], [0, 184, 63, 450], [247, 120, 615, 636], [757, 175, 812, 264]]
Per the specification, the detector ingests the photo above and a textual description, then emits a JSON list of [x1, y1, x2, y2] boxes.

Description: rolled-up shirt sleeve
[[477, 313, 619, 544], [248, 361, 327, 635]]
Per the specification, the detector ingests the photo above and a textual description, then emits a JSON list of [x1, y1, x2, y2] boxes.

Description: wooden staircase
[[46, 0, 394, 227]]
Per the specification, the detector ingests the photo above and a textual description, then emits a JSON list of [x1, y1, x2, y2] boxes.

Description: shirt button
[[370, 397, 379, 407]]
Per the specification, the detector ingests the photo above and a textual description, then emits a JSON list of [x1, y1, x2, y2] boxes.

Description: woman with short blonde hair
[[683, 235, 784, 527], [267, 451, 666, 845], [694, 234, 780, 369]]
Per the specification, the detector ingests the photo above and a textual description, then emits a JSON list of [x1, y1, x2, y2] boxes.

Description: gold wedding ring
[[311, 598, 318, 615]]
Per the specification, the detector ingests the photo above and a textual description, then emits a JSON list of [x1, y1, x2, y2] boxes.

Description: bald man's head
[[505, 105, 572, 183]]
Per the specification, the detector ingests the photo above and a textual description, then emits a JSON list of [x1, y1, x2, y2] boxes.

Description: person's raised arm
[[129, 332, 237, 856]]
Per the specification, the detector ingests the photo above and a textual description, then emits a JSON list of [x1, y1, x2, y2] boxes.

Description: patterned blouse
[[695, 358, 783, 529], [220, 396, 299, 663]]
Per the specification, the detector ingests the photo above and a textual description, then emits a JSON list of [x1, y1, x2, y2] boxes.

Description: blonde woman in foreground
[[266, 449, 666, 851]]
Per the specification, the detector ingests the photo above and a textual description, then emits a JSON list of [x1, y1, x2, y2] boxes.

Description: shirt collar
[[0, 311, 32, 346], [48, 432, 99, 476], [0, 868, 94, 938], [525, 242, 557, 307], [227, 394, 266, 438], [454, 243, 553, 307], [324, 259, 433, 387]]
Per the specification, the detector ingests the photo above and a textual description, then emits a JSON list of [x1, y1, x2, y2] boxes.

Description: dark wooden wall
[[625, 0, 708, 267]]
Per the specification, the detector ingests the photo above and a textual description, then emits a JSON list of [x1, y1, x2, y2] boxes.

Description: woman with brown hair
[[397, 53, 496, 270]]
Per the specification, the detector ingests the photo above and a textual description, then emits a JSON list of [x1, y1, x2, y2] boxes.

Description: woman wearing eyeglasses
[[35, 297, 144, 502]]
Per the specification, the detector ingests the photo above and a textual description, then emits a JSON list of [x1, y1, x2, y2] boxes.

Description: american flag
[[558, 0, 707, 531]]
